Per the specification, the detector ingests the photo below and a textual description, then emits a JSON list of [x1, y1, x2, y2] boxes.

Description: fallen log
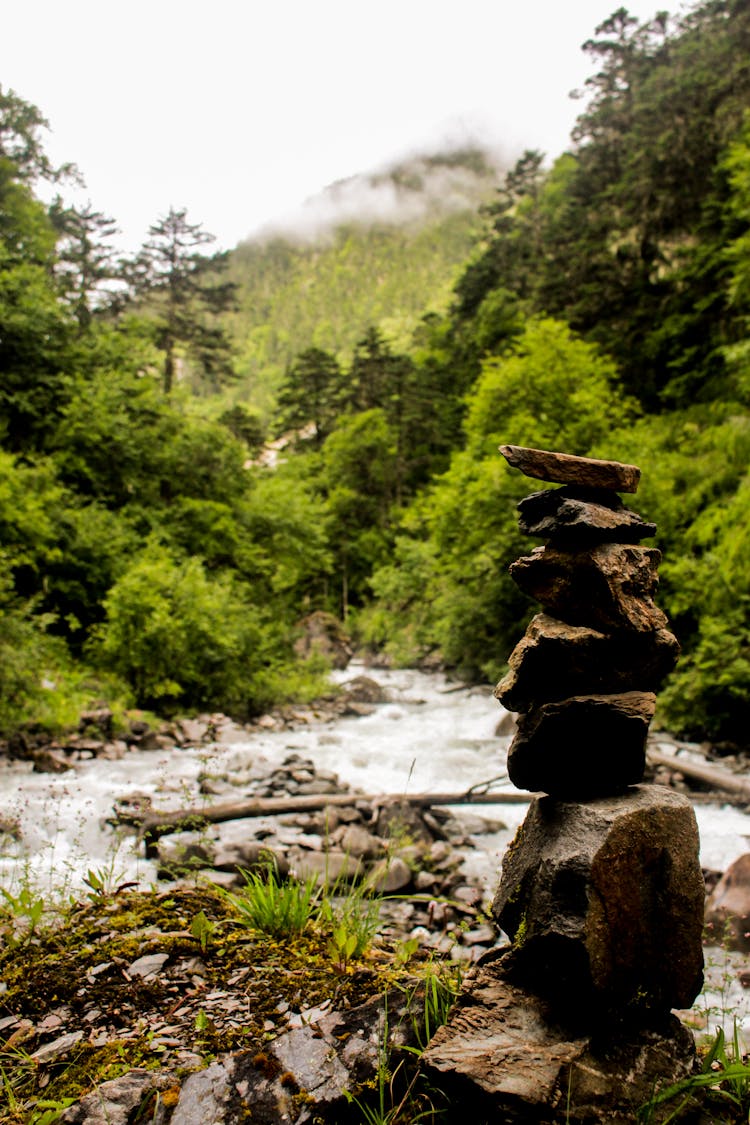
[[112, 786, 532, 849], [647, 748, 750, 802]]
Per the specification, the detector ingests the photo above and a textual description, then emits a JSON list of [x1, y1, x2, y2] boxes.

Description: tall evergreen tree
[[129, 207, 236, 393], [51, 200, 121, 329], [276, 347, 345, 444]]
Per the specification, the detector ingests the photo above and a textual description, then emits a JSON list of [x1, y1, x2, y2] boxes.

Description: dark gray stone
[[492, 786, 705, 1015], [169, 989, 419, 1124], [60, 1069, 175, 1125], [506, 691, 655, 796], [517, 486, 656, 542]]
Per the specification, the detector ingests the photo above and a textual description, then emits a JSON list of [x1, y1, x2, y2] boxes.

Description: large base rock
[[493, 786, 704, 1015], [422, 953, 697, 1125]]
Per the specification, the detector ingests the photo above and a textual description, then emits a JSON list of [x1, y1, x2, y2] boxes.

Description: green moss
[[0, 884, 413, 1123]]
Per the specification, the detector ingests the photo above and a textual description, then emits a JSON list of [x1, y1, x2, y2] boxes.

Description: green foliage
[[225, 160, 493, 414], [594, 403, 750, 741], [0, 885, 45, 947], [365, 320, 636, 677], [128, 206, 236, 393], [452, 3, 750, 408], [639, 1022, 750, 1123], [276, 346, 345, 443], [225, 866, 321, 939], [91, 545, 276, 714], [403, 960, 462, 1053]]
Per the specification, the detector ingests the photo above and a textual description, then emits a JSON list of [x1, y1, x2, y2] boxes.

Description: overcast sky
[[3, 0, 675, 253]]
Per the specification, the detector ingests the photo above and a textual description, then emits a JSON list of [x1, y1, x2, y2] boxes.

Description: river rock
[[213, 842, 289, 879], [367, 855, 413, 893], [500, 444, 641, 493], [496, 613, 679, 712], [422, 955, 696, 1124], [492, 786, 705, 1016], [506, 691, 656, 796], [375, 798, 434, 843], [60, 1069, 176, 1125], [169, 988, 418, 1125], [331, 823, 383, 859], [517, 486, 656, 542], [509, 542, 668, 634], [293, 610, 353, 669], [288, 848, 363, 884], [705, 851, 750, 951], [340, 675, 389, 704]]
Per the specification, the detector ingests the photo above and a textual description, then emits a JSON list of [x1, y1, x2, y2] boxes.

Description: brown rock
[[367, 855, 413, 893], [496, 613, 679, 712], [331, 823, 383, 859], [705, 852, 750, 951], [422, 956, 696, 1124], [293, 610, 352, 669], [492, 786, 705, 1015], [289, 849, 363, 884], [509, 542, 668, 634], [340, 675, 389, 704], [517, 486, 656, 542], [500, 444, 641, 493], [506, 691, 655, 796]]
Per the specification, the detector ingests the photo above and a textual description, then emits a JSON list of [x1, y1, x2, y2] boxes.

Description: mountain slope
[[224, 146, 506, 413]]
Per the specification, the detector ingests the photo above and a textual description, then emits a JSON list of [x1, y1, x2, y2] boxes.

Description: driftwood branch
[[113, 787, 532, 845], [647, 748, 750, 802]]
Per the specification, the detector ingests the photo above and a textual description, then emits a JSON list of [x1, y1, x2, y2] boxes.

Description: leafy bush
[[92, 545, 277, 714]]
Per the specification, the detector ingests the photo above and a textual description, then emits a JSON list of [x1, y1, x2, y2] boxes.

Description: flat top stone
[[500, 445, 641, 493]]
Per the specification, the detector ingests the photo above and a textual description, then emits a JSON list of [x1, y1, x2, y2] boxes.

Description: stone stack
[[495, 444, 680, 799], [423, 446, 706, 1123]]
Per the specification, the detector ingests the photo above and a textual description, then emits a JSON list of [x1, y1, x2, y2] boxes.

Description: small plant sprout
[[82, 865, 138, 902], [0, 885, 45, 946], [190, 909, 215, 952], [224, 864, 320, 938], [638, 1020, 750, 1122]]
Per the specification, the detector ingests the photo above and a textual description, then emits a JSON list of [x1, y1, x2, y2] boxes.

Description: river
[[1, 663, 748, 1031]]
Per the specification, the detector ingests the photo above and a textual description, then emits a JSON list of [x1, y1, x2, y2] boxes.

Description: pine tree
[[129, 207, 236, 393]]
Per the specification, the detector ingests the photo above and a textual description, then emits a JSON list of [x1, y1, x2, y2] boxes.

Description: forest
[[3, 0, 750, 746]]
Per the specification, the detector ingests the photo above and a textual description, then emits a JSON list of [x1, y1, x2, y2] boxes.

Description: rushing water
[[2, 663, 749, 893], [1, 663, 748, 1030]]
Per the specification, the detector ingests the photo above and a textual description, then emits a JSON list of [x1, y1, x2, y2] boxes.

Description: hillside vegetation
[[2, 0, 750, 747], [223, 149, 503, 413]]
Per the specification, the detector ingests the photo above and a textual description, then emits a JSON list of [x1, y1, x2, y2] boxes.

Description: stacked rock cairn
[[423, 446, 707, 1123]]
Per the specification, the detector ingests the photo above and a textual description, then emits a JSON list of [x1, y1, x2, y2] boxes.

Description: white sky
[[3, 0, 674, 253]]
